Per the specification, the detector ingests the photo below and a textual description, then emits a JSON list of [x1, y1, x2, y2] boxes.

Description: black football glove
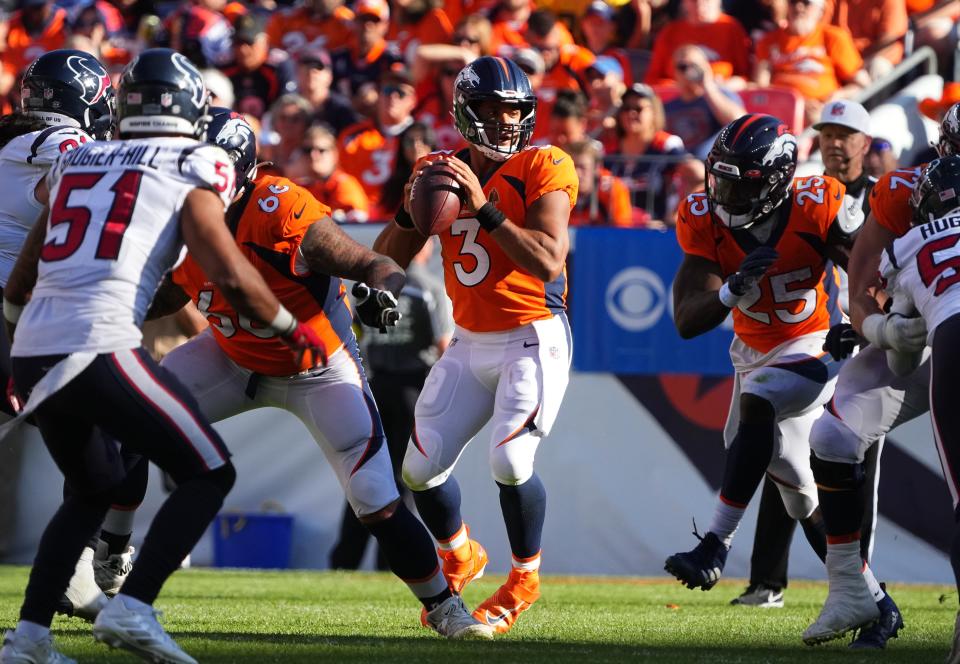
[[822, 322, 859, 361], [727, 246, 779, 296], [352, 282, 401, 333]]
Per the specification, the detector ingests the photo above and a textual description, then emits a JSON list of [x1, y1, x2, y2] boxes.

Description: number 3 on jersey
[[42, 170, 143, 262], [451, 217, 490, 287]]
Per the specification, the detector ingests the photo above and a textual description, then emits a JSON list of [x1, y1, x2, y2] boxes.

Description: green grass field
[[0, 566, 956, 663]]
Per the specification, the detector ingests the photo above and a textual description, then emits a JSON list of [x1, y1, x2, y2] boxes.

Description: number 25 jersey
[[423, 145, 578, 333], [13, 138, 235, 357], [676, 175, 850, 353]]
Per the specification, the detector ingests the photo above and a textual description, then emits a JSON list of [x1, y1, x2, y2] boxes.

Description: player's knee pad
[[776, 482, 818, 520], [809, 409, 863, 463], [809, 451, 864, 491], [489, 443, 536, 486], [346, 463, 400, 518], [401, 425, 453, 491]]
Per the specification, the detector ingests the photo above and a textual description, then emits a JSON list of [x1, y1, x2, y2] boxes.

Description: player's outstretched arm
[[672, 253, 730, 339], [300, 216, 405, 297], [373, 222, 428, 271], [848, 213, 896, 335]]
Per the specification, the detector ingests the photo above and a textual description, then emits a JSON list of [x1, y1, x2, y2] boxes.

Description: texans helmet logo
[[170, 52, 207, 109], [65, 55, 111, 107]]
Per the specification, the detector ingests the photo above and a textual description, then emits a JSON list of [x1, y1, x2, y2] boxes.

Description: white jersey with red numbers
[[0, 125, 94, 287], [12, 137, 235, 357], [880, 209, 960, 344]]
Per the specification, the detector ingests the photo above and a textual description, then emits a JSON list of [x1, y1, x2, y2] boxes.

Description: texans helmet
[[910, 155, 960, 225], [937, 103, 960, 157], [21, 49, 115, 140], [706, 114, 798, 229], [206, 107, 257, 194], [452, 56, 537, 162], [116, 48, 209, 139]]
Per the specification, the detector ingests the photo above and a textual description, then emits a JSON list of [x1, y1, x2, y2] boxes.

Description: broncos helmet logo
[[215, 116, 254, 157], [761, 132, 797, 167], [65, 55, 111, 107], [170, 53, 207, 109], [455, 65, 480, 90]]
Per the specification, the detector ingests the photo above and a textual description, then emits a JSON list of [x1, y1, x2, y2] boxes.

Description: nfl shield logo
[[160, 92, 173, 107], [549, 346, 560, 360]]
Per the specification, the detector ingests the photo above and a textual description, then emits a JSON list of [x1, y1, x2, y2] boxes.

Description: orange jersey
[[266, 5, 355, 53], [415, 145, 578, 332], [869, 166, 922, 238], [172, 175, 353, 376], [571, 167, 634, 227], [387, 8, 454, 58], [676, 175, 847, 353], [644, 14, 751, 84], [337, 120, 397, 207], [4, 8, 67, 76], [756, 24, 863, 101], [304, 169, 371, 223], [826, 0, 908, 64]]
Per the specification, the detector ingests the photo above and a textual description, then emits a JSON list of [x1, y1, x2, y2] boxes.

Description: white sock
[[708, 499, 744, 548], [825, 540, 863, 575], [15, 620, 49, 642], [116, 593, 151, 612], [862, 563, 886, 602]]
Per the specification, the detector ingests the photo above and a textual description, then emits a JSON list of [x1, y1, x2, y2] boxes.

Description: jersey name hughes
[[919, 213, 960, 241]]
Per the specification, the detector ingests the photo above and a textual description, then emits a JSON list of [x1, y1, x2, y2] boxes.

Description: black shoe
[[730, 583, 785, 607], [665, 532, 728, 591], [849, 590, 904, 649]]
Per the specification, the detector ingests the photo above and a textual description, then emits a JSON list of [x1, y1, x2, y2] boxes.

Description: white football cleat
[[94, 541, 134, 597], [803, 563, 879, 645], [92, 595, 197, 664], [0, 629, 76, 664], [424, 595, 494, 640], [61, 546, 109, 622], [946, 610, 960, 664]]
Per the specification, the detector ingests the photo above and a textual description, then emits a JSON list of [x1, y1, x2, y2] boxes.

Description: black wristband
[[394, 207, 414, 229], [476, 202, 506, 233]]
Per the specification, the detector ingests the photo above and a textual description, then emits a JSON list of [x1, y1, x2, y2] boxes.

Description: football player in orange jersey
[[666, 114, 872, 597], [802, 105, 960, 647], [373, 56, 576, 635], [150, 109, 494, 640]]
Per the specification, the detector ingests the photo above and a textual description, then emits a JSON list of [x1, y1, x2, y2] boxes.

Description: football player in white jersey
[[802, 107, 960, 647], [875, 155, 960, 662], [1, 49, 145, 622], [0, 49, 325, 664]]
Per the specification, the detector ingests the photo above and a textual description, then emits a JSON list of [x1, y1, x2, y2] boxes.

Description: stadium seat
[[740, 86, 805, 134]]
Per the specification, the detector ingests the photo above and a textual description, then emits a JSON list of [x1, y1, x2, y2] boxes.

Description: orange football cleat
[[439, 537, 488, 594], [472, 568, 541, 634]]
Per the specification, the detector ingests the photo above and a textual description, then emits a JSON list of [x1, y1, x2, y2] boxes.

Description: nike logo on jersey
[[523, 341, 539, 348], [293, 204, 306, 219], [552, 157, 565, 165], [483, 602, 528, 626]]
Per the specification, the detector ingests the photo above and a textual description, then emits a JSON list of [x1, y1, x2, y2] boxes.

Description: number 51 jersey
[[13, 138, 236, 358], [676, 175, 851, 353]]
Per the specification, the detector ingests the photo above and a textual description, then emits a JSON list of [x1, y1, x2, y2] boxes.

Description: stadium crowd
[[1, 0, 957, 228]]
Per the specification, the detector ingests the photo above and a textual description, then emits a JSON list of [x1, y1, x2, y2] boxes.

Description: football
[[410, 164, 462, 236]]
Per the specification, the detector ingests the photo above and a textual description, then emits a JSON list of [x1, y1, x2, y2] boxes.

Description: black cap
[[233, 13, 266, 44]]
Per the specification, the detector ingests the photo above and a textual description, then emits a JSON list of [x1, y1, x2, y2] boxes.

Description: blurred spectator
[[579, 0, 634, 86], [913, 82, 960, 166], [380, 121, 436, 216], [295, 47, 362, 135], [666, 155, 706, 225], [162, 1, 232, 68], [261, 93, 313, 174], [568, 139, 640, 227], [543, 89, 592, 150], [201, 67, 235, 108], [2, 0, 68, 95], [338, 66, 416, 213], [585, 55, 626, 137], [68, 1, 130, 65], [290, 124, 370, 223], [601, 83, 685, 222], [222, 13, 297, 118], [387, 0, 453, 62], [663, 44, 744, 159], [824, 0, 907, 79], [330, 0, 403, 99], [525, 9, 595, 102], [865, 137, 898, 178], [644, 0, 751, 89], [754, 0, 869, 126], [410, 13, 490, 84], [910, 1, 960, 79], [266, 0, 355, 55], [488, 0, 534, 55], [412, 59, 465, 151], [724, 0, 786, 42]]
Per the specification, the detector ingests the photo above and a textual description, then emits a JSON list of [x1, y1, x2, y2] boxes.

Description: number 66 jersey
[[677, 174, 857, 353], [12, 138, 235, 358]]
